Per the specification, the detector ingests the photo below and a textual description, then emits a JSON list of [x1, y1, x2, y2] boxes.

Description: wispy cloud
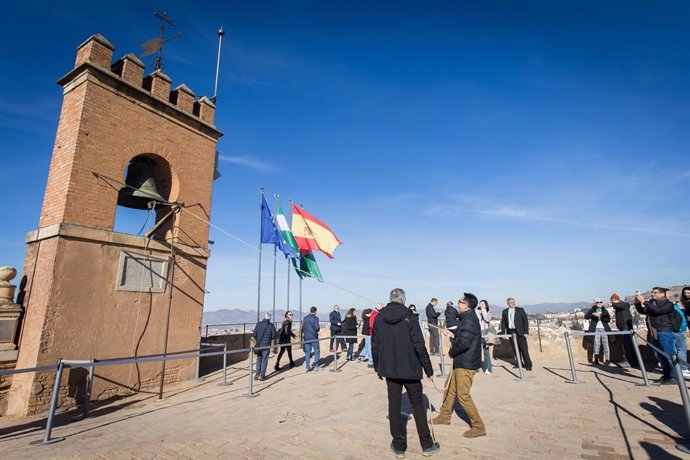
[[436, 202, 690, 239], [218, 155, 273, 173]]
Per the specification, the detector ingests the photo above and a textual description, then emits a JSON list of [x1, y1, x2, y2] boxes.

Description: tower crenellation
[[72, 34, 212, 121]]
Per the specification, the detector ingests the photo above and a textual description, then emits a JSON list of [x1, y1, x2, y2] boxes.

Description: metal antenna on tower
[[211, 26, 225, 103], [140, 11, 182, 71]]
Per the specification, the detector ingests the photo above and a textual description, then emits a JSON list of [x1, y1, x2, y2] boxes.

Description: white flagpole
[[272, 194, 278, 324], [256, 187, 264, 323]]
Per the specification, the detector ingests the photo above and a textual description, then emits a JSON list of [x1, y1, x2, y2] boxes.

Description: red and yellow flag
[[291, 204, 342, 258]]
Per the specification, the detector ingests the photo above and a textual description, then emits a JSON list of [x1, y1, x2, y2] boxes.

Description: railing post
[[437, 326, 446, 378], [195, 346, 204, 381], [243, 347, 258, 398], [218, 343, 230, 386], [331, 343, 341, 372], [672, 354, 690, 454], [511, 333, 524, 381], [629, 331, 649, 387], [82, 359, 95, 419], [564, 331, 580, 384], [205, 325, 209, 338], [30, 359, 66, 445]]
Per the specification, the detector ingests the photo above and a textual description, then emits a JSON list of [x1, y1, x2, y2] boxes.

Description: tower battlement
[[68, 34, 215, 124]]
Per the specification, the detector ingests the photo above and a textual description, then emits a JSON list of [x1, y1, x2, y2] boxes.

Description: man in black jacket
[[252, 313, 277, 381], [372, 288, 440, 458], [432, 293, 486, 438], [499, 297, 533, 371], [426, 298, 441, 355], [635, 287, 678, 384], [329, 304, 346, 352], [611, 293, 639, 368]]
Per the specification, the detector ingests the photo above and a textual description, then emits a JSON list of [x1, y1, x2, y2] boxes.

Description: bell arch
[[114, 153, 179, 241]]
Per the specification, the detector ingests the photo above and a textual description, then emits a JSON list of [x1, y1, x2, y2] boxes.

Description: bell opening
[[114, 154, 175, 240]]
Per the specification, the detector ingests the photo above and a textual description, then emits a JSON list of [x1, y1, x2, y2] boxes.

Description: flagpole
[[287, 199, 293, 311], [256, 187, 263, 323], [298, 202, 303, 324], [272, 194, 278, 324]]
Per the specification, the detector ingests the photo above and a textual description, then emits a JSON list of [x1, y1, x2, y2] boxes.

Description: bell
[[117, 157, 167, 209]]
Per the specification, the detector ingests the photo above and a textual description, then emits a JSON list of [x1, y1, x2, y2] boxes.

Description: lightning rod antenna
[[212, 26, 225, 103]]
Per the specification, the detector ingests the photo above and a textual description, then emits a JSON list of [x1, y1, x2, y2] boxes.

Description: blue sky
[[2, 1, 690, 312]]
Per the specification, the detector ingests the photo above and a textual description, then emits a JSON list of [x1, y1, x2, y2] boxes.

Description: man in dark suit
[[499, 297, 533, 371], [426, 298, 441, 355]]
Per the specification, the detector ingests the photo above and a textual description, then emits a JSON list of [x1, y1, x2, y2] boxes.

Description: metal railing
[[563, 330, 648, 386], [562, 328, 690, 455]]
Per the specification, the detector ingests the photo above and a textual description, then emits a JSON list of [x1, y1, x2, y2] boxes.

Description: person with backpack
[[274, 311, 297, 371], [673, 297, 690, 379], [635, 287, 681, 385]]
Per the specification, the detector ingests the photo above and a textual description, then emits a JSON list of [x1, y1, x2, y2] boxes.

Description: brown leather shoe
[[431, 416, 450, 425], [463, 427, 486, 438]]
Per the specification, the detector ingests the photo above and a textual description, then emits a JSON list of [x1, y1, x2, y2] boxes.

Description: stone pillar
[[0, 266, 22, 360]]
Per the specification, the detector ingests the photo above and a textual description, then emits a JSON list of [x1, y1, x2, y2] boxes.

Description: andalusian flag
[[292, 251, 323, 281], [275, 202, 299, 259], [291, 204, 342, 258]]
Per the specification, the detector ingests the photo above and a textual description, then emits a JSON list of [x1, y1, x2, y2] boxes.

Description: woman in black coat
[[342, 307, 358, 360], [274, 311, 297, 370], [585, 299, 611, 364]]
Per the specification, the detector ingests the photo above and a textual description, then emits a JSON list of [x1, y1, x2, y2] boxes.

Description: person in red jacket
[[367, 303, 383, 368]]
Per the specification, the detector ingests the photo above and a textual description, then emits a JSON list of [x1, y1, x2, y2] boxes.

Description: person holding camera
[[635, 287, 679, 385], [585, 298, 611, 365]]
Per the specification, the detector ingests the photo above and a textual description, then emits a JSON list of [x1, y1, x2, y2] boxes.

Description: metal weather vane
[[140, 11, 182, 71]]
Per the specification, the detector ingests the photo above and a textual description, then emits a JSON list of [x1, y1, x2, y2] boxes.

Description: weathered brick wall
[[6, 33, 222, 417]]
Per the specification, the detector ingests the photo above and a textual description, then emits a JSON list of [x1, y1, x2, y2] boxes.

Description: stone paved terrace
[[1, 349, 689, 460]]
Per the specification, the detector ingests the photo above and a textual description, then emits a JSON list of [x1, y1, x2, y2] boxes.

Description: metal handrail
[[562, 329, 649, 386], [632, 331, 690, 455]]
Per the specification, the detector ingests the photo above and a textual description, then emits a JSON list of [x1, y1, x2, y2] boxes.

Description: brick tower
[[6, 34, 222, 416]]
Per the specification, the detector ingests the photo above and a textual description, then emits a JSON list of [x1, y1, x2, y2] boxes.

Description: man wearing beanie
[[433, 293, 486, 438], [610, 293, 638, 368]]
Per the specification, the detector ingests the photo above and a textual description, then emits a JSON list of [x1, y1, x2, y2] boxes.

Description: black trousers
[[386, 378, 434, 452], [507, 329, 533, 369], [276, 343, 293, 365], [620, 328, 640, 368], [330, 333, 346, 351], [428, 325, 440, 354]]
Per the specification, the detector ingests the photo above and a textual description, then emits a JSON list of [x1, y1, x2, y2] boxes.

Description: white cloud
[[218, 155, 273, 173]]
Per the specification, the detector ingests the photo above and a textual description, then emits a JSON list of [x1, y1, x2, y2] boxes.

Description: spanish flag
[[291, 204, 342, 258]]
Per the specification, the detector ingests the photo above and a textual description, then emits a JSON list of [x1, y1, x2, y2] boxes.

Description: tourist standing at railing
[[681, 287, 690, 324], [252, 313, 277, 381], [409, 305, 424, 334], [445, 300, 460, 331], [433, 293, 486, 438], [358, 308, 373, 363], [585, 299, 611, 365], [302, 306, 321, 372], [499, 297, 533, 371], [329, 304, 346, 352], [274, 311, 297, 371], [368, 303, 383, 368], [372, 288, 440, 458], [426, 298, 441, 355], [672, 296, 690, 379], [476, 300, 493, 374], [611, 293, 638, 368], [343, 307, 358, 360], [635, 287, 680, 385]]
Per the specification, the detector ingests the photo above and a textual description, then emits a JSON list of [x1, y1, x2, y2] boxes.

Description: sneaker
[[389, 443, 406, 459], [661, 378, 678, 386], [253, 374, 259, 380], [422, 442, 441, 457], [463, 427, 487, 438], [431, 415, 450, 425], [273, 364, 280, 371], [484, 369, 492, 375], [682, 370, 690, 379]]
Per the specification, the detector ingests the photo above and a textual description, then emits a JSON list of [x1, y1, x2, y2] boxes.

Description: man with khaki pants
[[432, 293, 486, 438]]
